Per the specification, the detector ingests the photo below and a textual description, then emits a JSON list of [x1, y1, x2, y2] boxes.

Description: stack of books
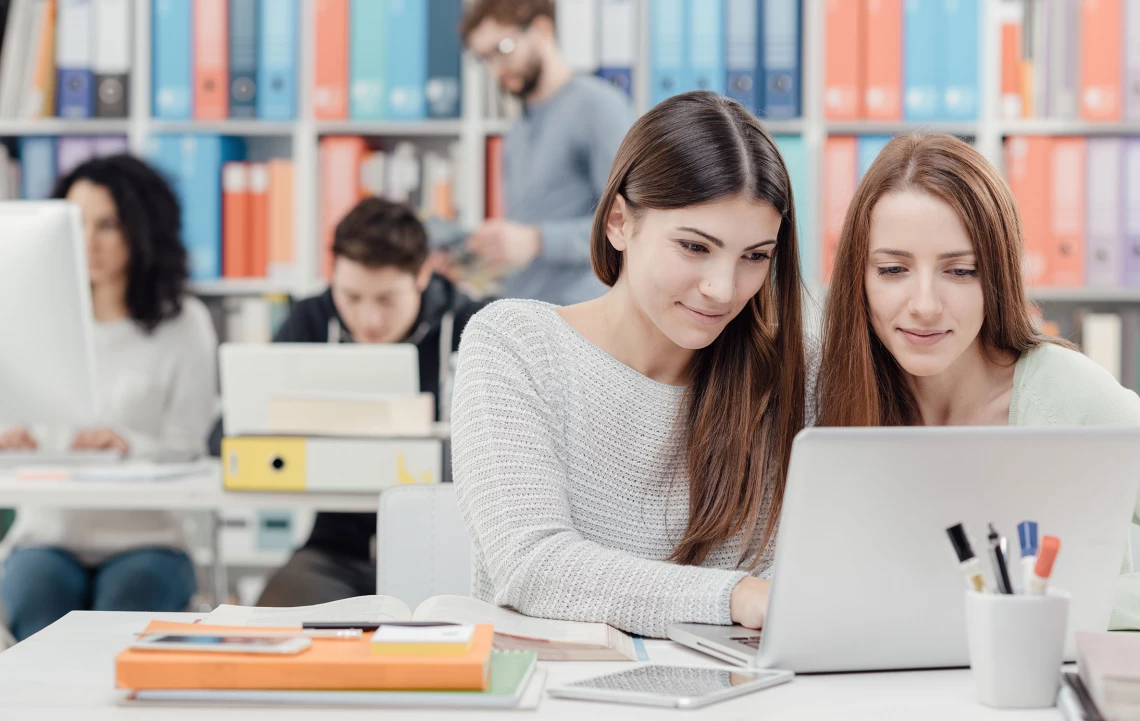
[[1059, 632, 1140, 721]]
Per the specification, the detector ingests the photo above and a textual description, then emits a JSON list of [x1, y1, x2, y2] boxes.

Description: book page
[[413, 595, 621, 647], [204, 595, 412, 627]]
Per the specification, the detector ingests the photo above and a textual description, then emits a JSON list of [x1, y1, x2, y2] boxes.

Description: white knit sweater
[[451, 299, 782, 638]]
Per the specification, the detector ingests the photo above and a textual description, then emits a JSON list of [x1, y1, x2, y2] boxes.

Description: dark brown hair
[[460, 0, 554, 40], [592, 91, 806, 568], [332, 197, 428, 274], [817, 133, 1070, 427]]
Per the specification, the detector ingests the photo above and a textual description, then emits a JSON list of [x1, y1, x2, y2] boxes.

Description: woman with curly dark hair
[[0, 155, 216, 641]]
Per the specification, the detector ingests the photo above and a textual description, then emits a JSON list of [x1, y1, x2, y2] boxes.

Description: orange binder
[[485, 136, 504, 219], [863, 0, 901, 120], [314, 0, 349, 119], [823, 136, 857, 285], [1004, 136, 1052, 286], [30, 0, 57, 117], [249, 163, 269, 278], [824, 0, 863, 120], [1049, 137, 1086, 287], [267, 159, 295, 276], [115, 621, 493, 691], [1080, 0, 1123, 121], [222, 162, 251, 278], [320, 136, 366, 278], [1000, 13, 1023, 119], [194, 0, 230, 119]]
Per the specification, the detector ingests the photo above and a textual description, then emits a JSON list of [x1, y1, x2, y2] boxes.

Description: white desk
[[0, 461, 384, 604], [0, 611, 1063, 720]]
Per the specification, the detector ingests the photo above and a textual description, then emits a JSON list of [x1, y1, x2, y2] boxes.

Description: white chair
[[375, 485, 471, 609]]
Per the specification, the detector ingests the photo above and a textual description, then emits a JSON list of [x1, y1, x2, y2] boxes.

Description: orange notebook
[[822, 136, 857, 285], [314, 0, 349, 119], [485, 136, 504, 219], [248, 163, 269, 278], [222, 162, 251, 278], [1004, 136, 1052, 286], [194, 0, 230, 119], [319, 136, 366, 278], [1049, 137, 1086, 287], [824, 0, 863, 120], [1000, 13, 1023, 119], [863, 0, 901, 120], [1080, 0, 1123, 121], [29, 0, 56, 117], [267, 159, 295, 277], [116, 621, 493, 691]]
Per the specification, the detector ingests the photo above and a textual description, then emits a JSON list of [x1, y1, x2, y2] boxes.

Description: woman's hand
[[0, 427, 37, 451], [730, 577, 771, 629], [71, 428, 129, 455]]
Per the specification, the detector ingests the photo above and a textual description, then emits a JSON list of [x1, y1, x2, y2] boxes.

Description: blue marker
[[1018, 521, 1039, 593]]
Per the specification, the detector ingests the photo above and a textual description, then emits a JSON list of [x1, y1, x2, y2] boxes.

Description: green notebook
[[131, 651, 540, 709]]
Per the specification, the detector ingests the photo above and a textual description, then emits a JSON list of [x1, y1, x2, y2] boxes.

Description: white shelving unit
[[0, 1, 1133, 302]]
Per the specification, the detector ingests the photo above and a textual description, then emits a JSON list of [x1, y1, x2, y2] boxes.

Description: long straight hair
[[591, 91, 806, 567], [817, 133, 1070, 427]]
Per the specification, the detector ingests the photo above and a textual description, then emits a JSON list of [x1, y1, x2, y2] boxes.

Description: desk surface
[[0, 611, 1063, 720], [0, 461, 381, 513]]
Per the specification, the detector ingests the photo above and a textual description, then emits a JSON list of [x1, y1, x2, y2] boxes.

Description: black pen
[[988, 523, 1014, 594], [301, 621, 458, 631]]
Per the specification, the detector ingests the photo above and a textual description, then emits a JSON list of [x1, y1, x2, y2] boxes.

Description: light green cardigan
[[1009, 342, 1140, 630]]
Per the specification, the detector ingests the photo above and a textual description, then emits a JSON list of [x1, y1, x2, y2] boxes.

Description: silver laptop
[[669, 427, 1140, 673]]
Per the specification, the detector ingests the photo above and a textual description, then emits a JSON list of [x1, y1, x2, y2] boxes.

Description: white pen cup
[[964, 589, 1069, 709]]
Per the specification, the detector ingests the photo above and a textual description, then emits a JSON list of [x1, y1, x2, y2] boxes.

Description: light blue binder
[[688, 0, 726, 95], [257, 0, 298, 119], [18, 137, 57, 200], [774, 135, 814, 287], [763, 0, 801, 118], [725, 0, 762, 113], [151, 0, 193, 119], [903, 0, 942, 120], [650, 0, 686, 106], [858, 135, 893, 180], [350, 0, 388, 119], [941, 0, 979, 120], [386, 0, 428, 119]]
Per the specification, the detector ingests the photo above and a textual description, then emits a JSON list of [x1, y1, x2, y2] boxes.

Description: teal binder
[[350, 0, 388, 118]]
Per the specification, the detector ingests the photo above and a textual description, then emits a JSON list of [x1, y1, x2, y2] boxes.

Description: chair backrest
[[376, 485, 472, 609]]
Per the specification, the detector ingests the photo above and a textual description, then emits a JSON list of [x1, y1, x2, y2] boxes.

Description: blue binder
[[858, 135, 893, 180], [426, 0, 462, 118], [763, 0, 801, 118], [350, 0, 388, 119], [650, 0, 686, 106], [229, 0, 259, 118], [386, 0, 428, 119], [257, 0, 298, 120], [56, 0, 95, 118], [688, 0, 725, 95], [942, 0, 978, 120], [18, 137, 57, 200], [904, 0, 942, 120], [726, 0, 763, 113], [149, 135, 245, 281], [152, 0, 193, 119], [774, 135, 813, 286]]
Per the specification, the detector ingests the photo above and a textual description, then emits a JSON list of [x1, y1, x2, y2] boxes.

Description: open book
[[205, 595, 637, 662]]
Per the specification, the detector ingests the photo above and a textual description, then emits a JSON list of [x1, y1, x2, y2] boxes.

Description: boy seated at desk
[[209, 197, 490, 606]]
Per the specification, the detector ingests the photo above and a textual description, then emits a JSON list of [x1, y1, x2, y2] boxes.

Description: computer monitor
[[0, 201, 99, 426]]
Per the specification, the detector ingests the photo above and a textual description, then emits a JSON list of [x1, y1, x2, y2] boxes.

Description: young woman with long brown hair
[[817, 133, 1140, 628], [450, 91, 807, 638]]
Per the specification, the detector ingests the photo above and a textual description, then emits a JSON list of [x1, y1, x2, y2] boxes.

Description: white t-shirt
[[5, 296, 218, 565]]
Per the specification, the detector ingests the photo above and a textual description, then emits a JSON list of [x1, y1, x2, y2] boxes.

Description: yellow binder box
[[222, 436, 442, 492]]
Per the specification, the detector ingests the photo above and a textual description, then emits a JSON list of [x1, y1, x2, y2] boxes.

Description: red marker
[[1026, 536, 1060, 595]]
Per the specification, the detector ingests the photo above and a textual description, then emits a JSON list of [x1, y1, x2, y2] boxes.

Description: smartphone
[[548, 665, 793, 709], [131, 634, 313, 655]]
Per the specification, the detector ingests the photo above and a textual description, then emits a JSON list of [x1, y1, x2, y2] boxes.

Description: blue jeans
[[1, 547, 197, 641]]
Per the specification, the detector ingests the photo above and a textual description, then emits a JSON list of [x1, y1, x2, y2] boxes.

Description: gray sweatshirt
[[501, 75, 633, 305]]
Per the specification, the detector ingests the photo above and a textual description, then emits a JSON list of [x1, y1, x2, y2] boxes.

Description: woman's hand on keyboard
[[730, 577, 771, 629], [71, 428, 129, 455], [0, 427, 37, 451]]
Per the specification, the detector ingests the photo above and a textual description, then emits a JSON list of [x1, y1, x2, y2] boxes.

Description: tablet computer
[[547, 665, 792, 709]]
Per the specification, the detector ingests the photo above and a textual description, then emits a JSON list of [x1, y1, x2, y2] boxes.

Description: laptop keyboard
[[730, 635, 762, 649]]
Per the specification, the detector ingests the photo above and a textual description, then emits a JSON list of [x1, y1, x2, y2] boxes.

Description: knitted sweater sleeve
[[450, 310, 748, 638]]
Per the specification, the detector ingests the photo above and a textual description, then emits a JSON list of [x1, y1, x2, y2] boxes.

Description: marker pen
[[946, 523, 989, 593], [1026, 535, 1060, 596], [1018, 521, 1038, 593], [988, 523, 1014, 594]]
